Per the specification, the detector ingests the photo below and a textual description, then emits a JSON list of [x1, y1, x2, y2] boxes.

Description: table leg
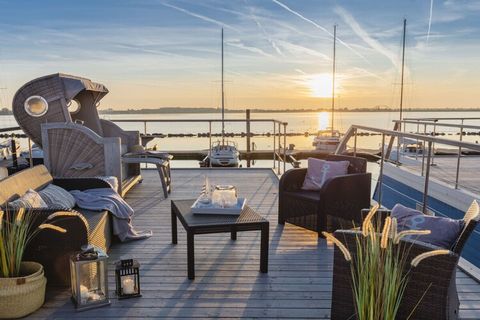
[[171, 205, 177, 244], [187, 232, 195, 280], [231, 226, 237, 240], [260, 223, 269, 273]]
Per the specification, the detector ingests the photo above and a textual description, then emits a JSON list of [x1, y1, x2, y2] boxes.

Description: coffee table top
[[172, 199, 268, 228]]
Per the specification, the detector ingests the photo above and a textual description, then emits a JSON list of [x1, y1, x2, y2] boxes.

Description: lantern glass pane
[[76, 261, 107, 305], [120, 274, 138, 295]]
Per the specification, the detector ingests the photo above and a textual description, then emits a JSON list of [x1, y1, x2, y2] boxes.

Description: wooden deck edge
[[459, 258, 480, 283]]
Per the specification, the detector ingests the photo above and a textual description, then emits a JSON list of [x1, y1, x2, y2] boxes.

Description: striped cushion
[[38, 184, 76, 210], [9, 189, 48, 209]]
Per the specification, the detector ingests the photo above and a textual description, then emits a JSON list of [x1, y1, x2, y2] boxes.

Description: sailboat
[[205, 29, 240, 167], [312, 25, 342, 152]]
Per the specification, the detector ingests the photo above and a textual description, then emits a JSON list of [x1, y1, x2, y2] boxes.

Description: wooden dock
[[31, 169, 480, 319]]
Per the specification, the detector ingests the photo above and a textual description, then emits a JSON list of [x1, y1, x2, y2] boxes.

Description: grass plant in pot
[[325, 205, 451, 320], [0, 207, 67, 318]]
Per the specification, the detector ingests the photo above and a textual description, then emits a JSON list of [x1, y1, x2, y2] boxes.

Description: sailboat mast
[[221, 28, 225, 144], [331, 25, 336, 135], [399, 18, 406, 130]]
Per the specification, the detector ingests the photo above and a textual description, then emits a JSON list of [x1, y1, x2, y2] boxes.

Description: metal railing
[[336, 123, 480, 213], [111, 117, 289, 174], [0, 115, 290, 174]]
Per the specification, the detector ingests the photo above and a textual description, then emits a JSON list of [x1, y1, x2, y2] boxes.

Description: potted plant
[[324, 205, 450, 320], [0, 207, 67, 318]]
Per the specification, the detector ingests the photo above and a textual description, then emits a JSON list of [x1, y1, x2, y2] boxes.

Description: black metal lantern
[[115, 259, 141, 299]]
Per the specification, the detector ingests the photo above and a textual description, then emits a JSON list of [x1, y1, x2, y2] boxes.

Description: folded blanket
[[69, 188, 152, 242]]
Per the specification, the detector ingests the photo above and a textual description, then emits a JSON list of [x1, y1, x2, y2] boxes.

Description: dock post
[[246, 109, 251, 167]]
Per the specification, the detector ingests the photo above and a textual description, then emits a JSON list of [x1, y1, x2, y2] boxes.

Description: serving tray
[[191, 197, 247, 215]]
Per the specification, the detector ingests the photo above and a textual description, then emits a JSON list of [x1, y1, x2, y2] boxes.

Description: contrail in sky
[[271, 0, 370, 64], [161, 2, 238, 32], [334, 6, 398, 68], [427, 0, 434, 44]]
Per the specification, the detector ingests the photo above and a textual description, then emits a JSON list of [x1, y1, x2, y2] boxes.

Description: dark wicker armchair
[[278, 155, 371, 236], [331, 201, 480, 320]]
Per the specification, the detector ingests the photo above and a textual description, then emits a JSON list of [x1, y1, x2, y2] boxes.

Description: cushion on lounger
[[391, 204, 463, 249], [38, 184, 76, 210], [302, 158, 349, 191], [9, 188, 48, 209]]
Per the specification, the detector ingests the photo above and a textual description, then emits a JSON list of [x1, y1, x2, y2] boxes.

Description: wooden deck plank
[[28, 168, 480, 319]]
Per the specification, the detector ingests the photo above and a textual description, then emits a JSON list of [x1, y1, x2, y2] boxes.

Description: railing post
[[277, 122, 281, 175], [246, 109, 251, 168], [422, 141, 433, 214], [28, 138, 33, 168], [273, 121, 276, 169], [431, 122, 437, 166], [455, 120, 464, 189], [143, 121, 147, 136], [353, 128, 357, 157], [283, 122, 287, 174], [209, 121, 212, 168], [378, 133, 386, 207], [421, 124, 427, 176]]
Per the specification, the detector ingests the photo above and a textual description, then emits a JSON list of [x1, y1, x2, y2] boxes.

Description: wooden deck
[[31, 168, 480, 319]]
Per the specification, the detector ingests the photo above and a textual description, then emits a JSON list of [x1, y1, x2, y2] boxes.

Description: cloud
[[334, 6, 398, 68], [160, 2, 238, 32], [247, 6, 285, 57], [427, 0, 434, 44], [275, 40, 330, 61], [271, 0, 370, 63], [226, 39, 275, 58]]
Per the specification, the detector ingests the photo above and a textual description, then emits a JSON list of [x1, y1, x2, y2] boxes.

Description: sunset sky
[[0, 0, 479, 110]]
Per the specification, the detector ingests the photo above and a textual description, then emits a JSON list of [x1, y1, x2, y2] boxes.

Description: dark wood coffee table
[[171, 199, 269, 280]]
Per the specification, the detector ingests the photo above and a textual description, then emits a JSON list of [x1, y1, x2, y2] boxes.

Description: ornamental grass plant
[[0, 207, 66, 278], [324, 205, 450, 320]]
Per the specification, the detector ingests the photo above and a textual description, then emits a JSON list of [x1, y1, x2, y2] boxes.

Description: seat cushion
[[302, 158, 349, 191], [284, 190, 321, 202], [391, 204, 463, 249]]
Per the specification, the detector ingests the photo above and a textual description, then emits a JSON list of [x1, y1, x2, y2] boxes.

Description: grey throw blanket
[[69, 188, 152, 242]]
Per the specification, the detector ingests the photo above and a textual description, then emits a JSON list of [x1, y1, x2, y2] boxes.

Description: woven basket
[[0, 261, 47, 319]]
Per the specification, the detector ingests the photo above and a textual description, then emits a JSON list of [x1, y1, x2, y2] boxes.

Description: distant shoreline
[[1, 107, 479, 116]]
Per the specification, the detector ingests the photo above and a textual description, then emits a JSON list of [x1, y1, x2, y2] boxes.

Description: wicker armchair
[[331, 201, 480, 320], [278, 155, 371, 236]]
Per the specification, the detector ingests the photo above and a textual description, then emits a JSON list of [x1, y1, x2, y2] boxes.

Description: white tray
[[191, 198, 247, 215]]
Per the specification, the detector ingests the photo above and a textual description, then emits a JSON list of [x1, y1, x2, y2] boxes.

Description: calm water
[[2, 110, 480, 168]]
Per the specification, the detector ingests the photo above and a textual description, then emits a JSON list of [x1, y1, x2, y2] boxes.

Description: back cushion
[[8, 189, 48, 209], [0, 165, 53, 206], [38, 184, 76, 209], [391, 204, 464, 249], [302, 158, 349, 191]]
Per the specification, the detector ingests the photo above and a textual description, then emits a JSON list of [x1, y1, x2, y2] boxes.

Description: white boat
[[205, 28, 240, 168], [208, 140, 240, 167], [313, 129, 341, 152], [312, 26, 342, 152]]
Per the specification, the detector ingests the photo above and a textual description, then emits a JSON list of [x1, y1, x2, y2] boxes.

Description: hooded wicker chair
[[12, 73, 141, 196], [331, 201, 480, 320]]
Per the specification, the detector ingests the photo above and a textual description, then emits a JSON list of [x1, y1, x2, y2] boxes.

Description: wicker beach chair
[[12, 73, 142, 196], [331, 201, 480, 320], [278, 155, 371, 236]]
